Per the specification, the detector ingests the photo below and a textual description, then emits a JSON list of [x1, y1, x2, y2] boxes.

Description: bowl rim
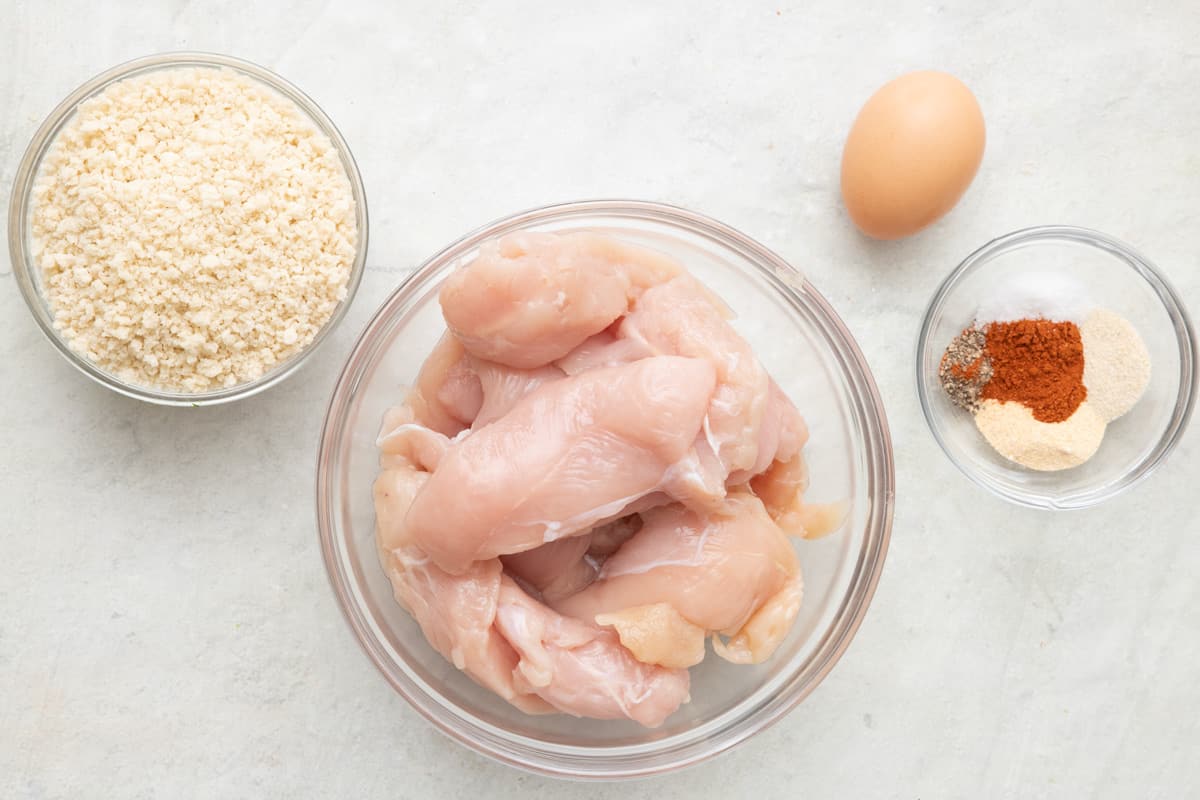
[[6, 50, 370, 406], [916, 224, 1197, 510], [316, 199, 895, 779]]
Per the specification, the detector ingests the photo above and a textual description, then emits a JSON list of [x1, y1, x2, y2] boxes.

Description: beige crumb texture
[[974, 399, 1106, 471], [31, 66, 357, 392], [1080, 309, 1151, 422]]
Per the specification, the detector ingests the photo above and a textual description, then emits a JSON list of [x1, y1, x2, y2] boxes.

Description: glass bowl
[[917, 225, 1196, 509], [317, 200, 895, 778], [6, 52, 369, 406]]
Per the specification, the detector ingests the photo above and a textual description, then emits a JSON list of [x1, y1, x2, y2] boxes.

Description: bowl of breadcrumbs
[[8, 52, 367, 405]]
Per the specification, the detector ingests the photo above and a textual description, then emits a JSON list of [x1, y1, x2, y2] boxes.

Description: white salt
[[974, 271, 1091, 324]]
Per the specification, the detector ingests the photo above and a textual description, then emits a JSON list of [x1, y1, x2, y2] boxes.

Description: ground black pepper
[[938, 326, 992, 411]]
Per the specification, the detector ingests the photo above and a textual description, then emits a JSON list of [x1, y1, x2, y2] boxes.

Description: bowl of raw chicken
[[317, 200, 894, 778]]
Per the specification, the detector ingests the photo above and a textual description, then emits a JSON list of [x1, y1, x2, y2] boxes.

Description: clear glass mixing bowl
[[917, 226, 1196, 509], [7, 52, 369, 406], [316, 200, 894, 778]]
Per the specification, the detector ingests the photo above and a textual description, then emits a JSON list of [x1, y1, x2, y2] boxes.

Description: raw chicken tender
[[373, 432, 554, 715], [619, 275, 772, 478], [558, 276, 802, 505], [595, 603, 707, 669], [501, 534, 597, 603], [710, 575, 804, 665], [559, 285, 811, 500], [556, 493, 801, 664], [376, 422, 691, 723], [731, 379, 809, 484], [751, 436, 845, 540], [371, 230, 839, 727], [402, 332, 566, 433], [378, 546, 555, 715], [404, 333, 483, 436], [587, 515, 644, 558], [406, 356, 718, 574], [376, 406, 453, 472], [494, 577, 690, 727], [554, 326, 650, 376], [470, 357, 564, 429], [440, 231, 682, 368]]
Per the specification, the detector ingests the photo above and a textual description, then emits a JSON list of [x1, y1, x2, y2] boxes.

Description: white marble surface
[[2, 1, 1198, 797]]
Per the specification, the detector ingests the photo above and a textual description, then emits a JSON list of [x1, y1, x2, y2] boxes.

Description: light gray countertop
[[2, 2, 1198, 797]]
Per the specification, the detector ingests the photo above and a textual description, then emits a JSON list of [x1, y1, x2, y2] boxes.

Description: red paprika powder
[[980, 319, 1087, 423]]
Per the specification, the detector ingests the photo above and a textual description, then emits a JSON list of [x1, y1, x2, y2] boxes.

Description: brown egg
[[840, 71, 985, 240]]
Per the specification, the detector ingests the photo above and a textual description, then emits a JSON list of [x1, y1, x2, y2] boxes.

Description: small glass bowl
[[7, 52, 369, 406], [917, 225, 1196, 509], [317, 200, 895, 778]]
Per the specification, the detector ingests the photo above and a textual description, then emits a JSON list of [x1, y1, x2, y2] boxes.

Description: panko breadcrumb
[[31, 66, 357, 392]]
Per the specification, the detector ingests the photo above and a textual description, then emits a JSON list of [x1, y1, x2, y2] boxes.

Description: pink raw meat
[[373, 432, 554, 715], [501, 534, 597, 603], [439, 231, 682, 369], [406, 356, 718, 574], [618, 275, 771, 478], [728, 379, 810, 485], [470, 357, 564, 429], [554, 326, 651, 376], [404, 333, 483, 436], [494, 576, 690, 727], [556, 276, 808, 501], [555, 493, 800, 663], [586, 514, 644, 559], [375, 423, 689, 724], [371, 230, 827, 726]]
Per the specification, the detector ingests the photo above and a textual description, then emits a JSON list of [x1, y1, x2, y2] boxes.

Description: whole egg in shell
[[840, 71, 986, 240]]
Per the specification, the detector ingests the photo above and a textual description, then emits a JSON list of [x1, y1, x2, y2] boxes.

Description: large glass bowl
[[7, 52, 369, 406], [917, 226, 1195, 509], [316, 200, 894, 778]]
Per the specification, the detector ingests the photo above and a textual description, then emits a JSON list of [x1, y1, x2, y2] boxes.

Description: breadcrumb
[[31, 66, 357, 392]]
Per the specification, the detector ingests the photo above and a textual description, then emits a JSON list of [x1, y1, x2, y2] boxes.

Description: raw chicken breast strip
[[618, 275, 771, 479], [371, 228, 836, 725], [554, 326, 650, 376], [501, 534, 597, 603], [710, 575, 804, 665], [729, 379, 809, 484], [749, 405, 845, 540], [406, 356, 718, 574], [469, 356, 564, 429], [376, 419, 689, 724], [404, 333, 483, 436], [555, 493, 801, 665], [586, 514, 644, 558], [372, 428, 554, 715], [439, 231, 682, 369], [501, 507, 647, 605], [558, 277, 809, 505], [401, 329, 567, 435], [494, 576, 690, 727]]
